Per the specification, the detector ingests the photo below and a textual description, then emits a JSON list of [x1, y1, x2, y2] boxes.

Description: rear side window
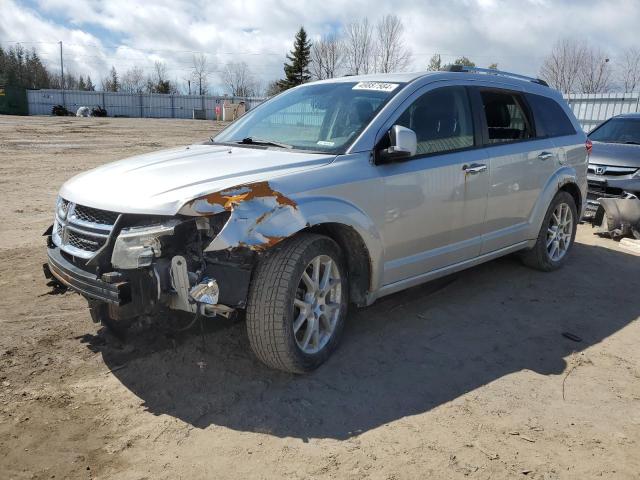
[[527, 94, 576, 137], [479, 90, 533, 143], [396, 86, 474, 156]]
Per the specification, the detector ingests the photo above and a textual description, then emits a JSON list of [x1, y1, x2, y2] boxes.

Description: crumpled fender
[[179, 180, 385, 295]]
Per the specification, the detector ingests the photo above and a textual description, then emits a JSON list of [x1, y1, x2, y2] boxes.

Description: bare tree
[[619, 47, 640, 92], [539, 38, 587, 93], [344, 18, 374, 75], [578, 47, 612, 93], [221, 61, 256, 97], [191, 54, 209, 95], [374, 14, 411, 73], [310, 34, 344, 80], [121, 66, 145, 93]]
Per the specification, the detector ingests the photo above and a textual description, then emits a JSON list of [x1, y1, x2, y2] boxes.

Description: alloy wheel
[[546, 202, 573, 261], [293, 255, 342, 354]]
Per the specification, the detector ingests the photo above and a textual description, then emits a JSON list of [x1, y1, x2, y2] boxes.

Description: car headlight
[[111, 221, 179, 269], [56, 196, 69, 220]]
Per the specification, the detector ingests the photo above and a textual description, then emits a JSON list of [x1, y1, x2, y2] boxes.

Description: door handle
[[463, 163, 487, 174], [538, 151, 554, 161]]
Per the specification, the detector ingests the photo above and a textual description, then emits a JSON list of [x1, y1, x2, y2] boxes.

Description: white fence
[[563, 93, 640, 132], [26, 89, 266, 121]]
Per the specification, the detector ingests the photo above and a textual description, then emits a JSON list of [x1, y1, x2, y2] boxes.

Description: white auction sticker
[[352, 82, 399, 92]]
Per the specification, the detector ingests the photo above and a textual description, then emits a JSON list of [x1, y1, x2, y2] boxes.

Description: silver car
[[44, 67, 588, 373]]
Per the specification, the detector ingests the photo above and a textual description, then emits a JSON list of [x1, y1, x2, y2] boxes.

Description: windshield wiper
[[237, 137, 293, 149], [624, 141, 640, 145]]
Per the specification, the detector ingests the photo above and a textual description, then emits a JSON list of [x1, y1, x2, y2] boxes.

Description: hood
[[589, 141, 640, 168], [60, 144, 335, 215]]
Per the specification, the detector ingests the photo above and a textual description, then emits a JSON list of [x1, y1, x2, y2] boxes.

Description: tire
[[521, 191, 578, 271], [246, 233, 349, 373], [88, 301, 133, 339]]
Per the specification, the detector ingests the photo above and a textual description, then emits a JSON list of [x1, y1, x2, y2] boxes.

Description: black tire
[[521, 191, 578, 271], [246, 233, 349, 373]]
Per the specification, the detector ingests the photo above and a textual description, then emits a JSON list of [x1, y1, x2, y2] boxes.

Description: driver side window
[[396, 86, 474, 156]]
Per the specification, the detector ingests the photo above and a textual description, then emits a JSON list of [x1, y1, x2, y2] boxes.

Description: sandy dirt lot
[[0, 115, 639, 480]]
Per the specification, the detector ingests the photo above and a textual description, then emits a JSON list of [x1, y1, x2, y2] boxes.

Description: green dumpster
[[0, 85, 28, 115]]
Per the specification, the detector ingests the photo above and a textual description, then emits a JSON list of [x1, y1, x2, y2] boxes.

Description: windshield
[[589, 117, 640, 144], [213, 81, 404, 153]]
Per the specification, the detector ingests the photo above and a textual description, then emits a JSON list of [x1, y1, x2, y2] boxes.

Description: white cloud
[[1, 0, 639, 92]]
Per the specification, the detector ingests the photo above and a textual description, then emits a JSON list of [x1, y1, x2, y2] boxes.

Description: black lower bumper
[[44, 246, 130, 305]]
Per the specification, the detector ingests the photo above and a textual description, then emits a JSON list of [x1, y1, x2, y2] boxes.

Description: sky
[[1, 0, 639, 93]]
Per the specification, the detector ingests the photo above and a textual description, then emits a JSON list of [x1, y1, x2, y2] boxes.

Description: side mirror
[[377, 125, 417, 164]]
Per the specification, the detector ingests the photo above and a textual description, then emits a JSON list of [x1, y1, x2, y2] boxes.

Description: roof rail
[[443, 65, 549, 87]]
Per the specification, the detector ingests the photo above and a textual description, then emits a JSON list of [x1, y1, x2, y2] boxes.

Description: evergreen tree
[[78, 75, 86, 90], [86, 76, 95, 91], [0, 45, 52, 88], [102, 66, 120, 92], [427, 54, 442, 71], [278, 27, 312, 90], [453, 56, 475, 67]]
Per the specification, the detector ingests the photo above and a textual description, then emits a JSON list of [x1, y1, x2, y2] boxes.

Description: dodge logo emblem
[[595, 166, 606, 175]]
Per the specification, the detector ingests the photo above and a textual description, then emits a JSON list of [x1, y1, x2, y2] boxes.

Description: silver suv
[[44, 67, 588, 373]]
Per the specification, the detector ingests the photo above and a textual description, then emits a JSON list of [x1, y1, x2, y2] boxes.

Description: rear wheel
[[521, 191, 577, 271], [246, 233, 349, 373]]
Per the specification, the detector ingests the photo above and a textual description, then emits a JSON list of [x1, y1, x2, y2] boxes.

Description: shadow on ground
[[80, 242, 640, 440]]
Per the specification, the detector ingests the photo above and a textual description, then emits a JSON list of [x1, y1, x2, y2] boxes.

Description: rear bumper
[[43, 246, 131, 305]]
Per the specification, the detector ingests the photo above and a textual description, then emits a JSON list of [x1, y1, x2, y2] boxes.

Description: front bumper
[[584, 175, 640, 220], [43, 245, 131, 305]]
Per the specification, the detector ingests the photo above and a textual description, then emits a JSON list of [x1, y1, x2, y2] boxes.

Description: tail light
[[586, 138, 593, 155]]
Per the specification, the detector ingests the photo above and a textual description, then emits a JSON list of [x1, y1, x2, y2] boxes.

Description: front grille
[[72, 205, 119, 225], [52, 200, 119, 259], [588, 164, 638, 176], [67, 229, 105, 252]]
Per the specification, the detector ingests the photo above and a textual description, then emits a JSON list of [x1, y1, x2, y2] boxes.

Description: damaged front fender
[[179, 181, 308, 251]]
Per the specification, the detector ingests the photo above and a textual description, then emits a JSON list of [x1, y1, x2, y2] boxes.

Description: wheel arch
[[307, 222, 372, 307], [527, 166, 583, 240], [558, 181, 583, 217]]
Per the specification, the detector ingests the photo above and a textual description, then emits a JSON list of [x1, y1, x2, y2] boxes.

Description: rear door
[[471, 88, 558, 253]]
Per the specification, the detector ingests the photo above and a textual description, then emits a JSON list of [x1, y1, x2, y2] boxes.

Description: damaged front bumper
[[43, 245, 131, 305], [587, 177, 640, 238], [43, 212, 253, 322]]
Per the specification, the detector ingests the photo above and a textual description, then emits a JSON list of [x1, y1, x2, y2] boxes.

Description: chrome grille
[[72, 205, 119, 226], [67, 229, 105, 252], [588, 164, 638, 176], [52, 199, 119, 259]]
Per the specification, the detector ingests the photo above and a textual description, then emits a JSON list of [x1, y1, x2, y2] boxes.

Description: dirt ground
[[0, 115, 639, 480]]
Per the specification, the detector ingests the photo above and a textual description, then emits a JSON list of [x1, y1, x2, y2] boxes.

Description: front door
[[379, 85, 490, 285]]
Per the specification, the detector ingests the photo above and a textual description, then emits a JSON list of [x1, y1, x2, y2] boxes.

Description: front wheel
[[521, 191, 578, 271], [246, 233, 349, 373]]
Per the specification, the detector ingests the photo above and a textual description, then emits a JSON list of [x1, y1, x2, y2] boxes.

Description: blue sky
[[2, 0, 639, 93]]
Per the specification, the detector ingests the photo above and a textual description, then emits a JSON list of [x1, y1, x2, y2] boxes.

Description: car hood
[[60, 144, 335, 215], [589, 141, 640, 167]]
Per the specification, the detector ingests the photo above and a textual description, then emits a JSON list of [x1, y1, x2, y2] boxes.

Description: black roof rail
[[442, 65, 549, 87]]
